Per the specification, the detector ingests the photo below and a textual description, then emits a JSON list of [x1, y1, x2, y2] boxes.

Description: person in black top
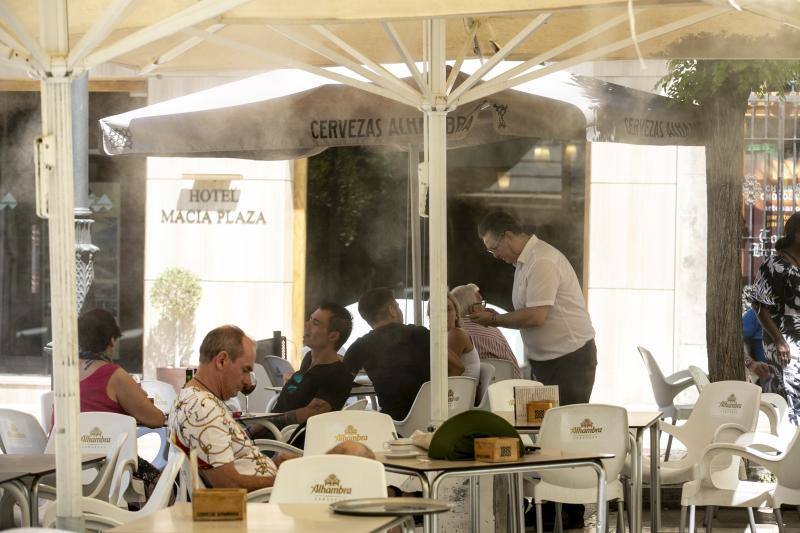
[[270, 303, 355, 428], [344, 287, 430, 420]]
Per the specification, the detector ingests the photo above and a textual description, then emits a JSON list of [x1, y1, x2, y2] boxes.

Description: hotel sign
[[160, 183, 266, 225]]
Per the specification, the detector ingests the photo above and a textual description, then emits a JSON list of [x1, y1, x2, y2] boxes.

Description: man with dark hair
[[270, 303, 355, 429], [344, 288, 430, 420], [470, 210, 596, 529]]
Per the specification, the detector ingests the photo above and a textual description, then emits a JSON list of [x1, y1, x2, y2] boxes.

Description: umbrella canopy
[[99, 66, 701, 158], [99, 69, 587, 158]]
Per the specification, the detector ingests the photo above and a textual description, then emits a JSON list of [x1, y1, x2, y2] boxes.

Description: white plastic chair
[[39, 432, 129, 508], [40, 392, 54, 434], [263, 356, 295, 387], [304, 410, 397, 456], [46, 412, 139, 507], [0, 409, 48, 454], [270, 454, 387, 503], [139, 380, 177, 414], [484, 358, 519, 382], [42, 444, 185, 530], [688, 365, 710, 392], [343, 398, 369, 411], [637, 346, 695, 460], [0, 479, 31, 528], [137, 380, 176, 471], [486, 379, 544, 412], [236, 362, 274, 412], [681, 427, 800, 533], [529, 404, 630, 533], [640, 381, 761, 488], [474, 362, 495, 408], [393, 377, 477, 437], [759, 393, 792, 439]]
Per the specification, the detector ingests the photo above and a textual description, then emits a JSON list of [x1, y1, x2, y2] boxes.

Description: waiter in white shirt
[[469, 210, 597, 406]]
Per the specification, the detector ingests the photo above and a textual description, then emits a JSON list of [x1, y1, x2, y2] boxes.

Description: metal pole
[[425, 18, 448, 427], [409, 146, 423, 325], [41, 76, 85, 531], [71, 72, 89, 214]]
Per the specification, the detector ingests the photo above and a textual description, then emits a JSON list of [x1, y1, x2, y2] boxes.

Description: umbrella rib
[[311, 24, 423, 104], [0, 1, 47, 72], [67, 0, 135, 70], [383, 22, 431, 101], [0, 22, 24, 51], [446, 20, 480, 94], [139, 22, 226, 75], [449, 13, 550, 103], [456, 6, 729, 106], [0, 40, 37, 74], [266, 24, 422, 106], [740, 3, 800, 33], [461, 11, 632, 103], [84, 0, 253, 69], [180, 26, 420, 108]]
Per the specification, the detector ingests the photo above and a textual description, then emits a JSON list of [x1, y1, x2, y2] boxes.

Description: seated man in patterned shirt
[[169, 324, 373, 491]]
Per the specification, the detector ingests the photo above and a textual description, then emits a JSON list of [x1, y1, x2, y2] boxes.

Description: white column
[[40, 76, 84, 531], [425, 18, 448, 427]]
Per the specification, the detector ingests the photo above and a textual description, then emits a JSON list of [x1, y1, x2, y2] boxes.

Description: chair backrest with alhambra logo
[[270, 454, 387, 503], [0, 408, 47, 454]]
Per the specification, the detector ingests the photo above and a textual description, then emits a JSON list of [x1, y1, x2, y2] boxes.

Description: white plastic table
[[108, 502, 406, 532]]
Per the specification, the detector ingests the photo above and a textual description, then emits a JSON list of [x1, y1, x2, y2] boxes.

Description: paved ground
[[564, 503, 800, 533]]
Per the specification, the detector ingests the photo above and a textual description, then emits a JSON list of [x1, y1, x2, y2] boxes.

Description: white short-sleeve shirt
[[512, 235, 595, 361], [169, 386, 276, 478]]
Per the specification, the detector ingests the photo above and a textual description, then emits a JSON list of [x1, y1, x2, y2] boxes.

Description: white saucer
[[383, 450, 423, 459]]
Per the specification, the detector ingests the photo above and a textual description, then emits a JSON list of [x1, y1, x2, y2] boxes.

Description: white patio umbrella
[[0, 1, 795, 529], [97, 64, 701, 337]]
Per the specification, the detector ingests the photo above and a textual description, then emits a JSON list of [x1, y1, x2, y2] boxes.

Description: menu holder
[[513, 385, 559, 420], [190, 449, 246, 521]]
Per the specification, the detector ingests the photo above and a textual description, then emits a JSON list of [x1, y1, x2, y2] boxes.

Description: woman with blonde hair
[[446, 292, 480, 381]]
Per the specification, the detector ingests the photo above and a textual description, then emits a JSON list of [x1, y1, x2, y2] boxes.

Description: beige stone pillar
[[291, 158, 307, 367]]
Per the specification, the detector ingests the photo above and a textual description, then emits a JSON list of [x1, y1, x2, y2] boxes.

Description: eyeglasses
[[486, 234, 505, 256]]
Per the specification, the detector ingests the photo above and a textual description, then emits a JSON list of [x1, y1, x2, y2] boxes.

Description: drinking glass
[[241, 371, 257, 414]]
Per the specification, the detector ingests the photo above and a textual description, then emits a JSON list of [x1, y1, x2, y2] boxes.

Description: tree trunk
[[703, 85, 750, 382]]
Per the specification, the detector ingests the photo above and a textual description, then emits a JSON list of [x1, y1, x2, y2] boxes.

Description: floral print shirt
[[169, 385, 276, 477], [752, 254, 800, 359]]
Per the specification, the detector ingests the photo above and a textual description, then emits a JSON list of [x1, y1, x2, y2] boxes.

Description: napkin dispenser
[[190, 450, 247, 521], [474, 437, 521, 463]]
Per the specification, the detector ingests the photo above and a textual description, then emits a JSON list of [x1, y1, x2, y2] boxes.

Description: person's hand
[[751, 361, 771, 381], [282, 372, 293, 383], [467, 308, 496, 327], [776, 338, 791, 366], [273, 451, 301, 468]]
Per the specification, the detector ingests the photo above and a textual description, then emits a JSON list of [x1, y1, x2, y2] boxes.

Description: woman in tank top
[[446, 292, 481, 382], [77, 309, 165, 428], [74, 309, 167, 499]]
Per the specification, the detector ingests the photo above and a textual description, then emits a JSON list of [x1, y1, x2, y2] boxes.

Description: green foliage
[[658, 59, 800, 105], [150, 267, 202, 318], [308, 147, 398, 246]]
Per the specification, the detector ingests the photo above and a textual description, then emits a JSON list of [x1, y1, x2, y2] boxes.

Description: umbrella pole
[[426, 18, 448, 429], [409, 145, 423, 326], [40, 75, 84, 531]]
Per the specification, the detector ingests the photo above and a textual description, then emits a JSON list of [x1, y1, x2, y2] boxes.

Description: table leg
[[28, 474, 42, 527], [470, 475, 479, 533], [591, 460, 607, 533], [634, 429, 644, 533], [516, 473, 525, 533], [508, 473, 520, 533], [650, 422, 661, 533]]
